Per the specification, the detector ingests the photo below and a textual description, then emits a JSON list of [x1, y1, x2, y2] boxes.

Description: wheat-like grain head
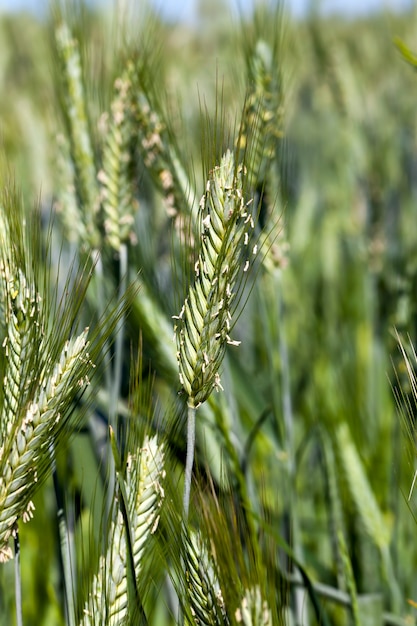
[[174, 149, 255, 408], [99, 65, 138, 252], [80, 435, 165, 625], [239, 39, 284, 192], [184, 531, 228, 625], [0, 186, 105, 563], [235, 586, 272, 626], [0, 328, 91, 562], [0, 266, 40, 445], [130, 63, 196, 246], [54, 21, 100, 249]]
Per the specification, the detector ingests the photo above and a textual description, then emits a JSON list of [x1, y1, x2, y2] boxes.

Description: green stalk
[[107, 244, 128, 514], [93, 250, 116, 516], [14, 528, 22, 626], [259, 266, 307, 624], [277, 276, 308, 626], [108, 243, 128, 428], [183, 405, 196, 520], [94, 251, 112, 396], [214, 406, 261, 565], [57, 506, 76, 626], [338, 530, 361, 626], [180, 405, 196, 626], [52, 451, 76, 626]]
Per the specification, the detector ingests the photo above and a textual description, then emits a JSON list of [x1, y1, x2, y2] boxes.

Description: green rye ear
[[0, 183, 127, 563], [239, 37, 284, 192], [174, 148, 256, 409], [0, 190, 93, 562], [184, 531, 228, 625], [235, 586, 273, 626], [0, 327, 90, 563], [100, 65, 138, 253], [54, 20, 100, 249], [80, 433, 165, 625]]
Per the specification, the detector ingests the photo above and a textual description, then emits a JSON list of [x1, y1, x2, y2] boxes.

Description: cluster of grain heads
[[174, 149, 256, 410], [0, 316, 91, 563], [0, 188, 99, 564], [81, 435, 165, 625], [55, 21, 138, 257], [55, 15, 194, 262], [54, 18, 142, 452]]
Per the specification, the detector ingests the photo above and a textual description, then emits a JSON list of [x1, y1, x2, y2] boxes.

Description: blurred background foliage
[[1, 0, 417, 624]]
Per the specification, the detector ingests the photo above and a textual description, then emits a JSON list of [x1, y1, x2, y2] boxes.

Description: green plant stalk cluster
[[2, 5, 417, 626]]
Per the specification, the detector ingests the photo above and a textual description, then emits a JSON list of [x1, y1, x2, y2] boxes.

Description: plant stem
[[215, 407, 262, 563], [14, 528, 22, 626], [277, 278, 307, 626], [109, 243, 128, 429], [180, 405, 196, 626], [94, 250, 112, 395], [183, 404, 196, 520], [288, 575, 406, 626], [53, 460, 76, 626], [108, 244, 129, 512]]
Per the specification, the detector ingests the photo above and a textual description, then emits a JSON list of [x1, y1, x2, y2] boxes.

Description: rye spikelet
[[239, 39, 283, 191], [235, 586, 272, 626], [185, 531, 228, 626], [0, 209, 9, 330], [174, 149, 255, 408], [0, 267, 40, 445], [81, 435, 165, 625], [0, 329, 91, 562], [132, 73, 195, 238], [99, 66, 138, 252], [55, 21, 100, 248]]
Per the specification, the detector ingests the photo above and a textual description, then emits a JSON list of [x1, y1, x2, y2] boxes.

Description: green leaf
[[394, 37, 417, 70]]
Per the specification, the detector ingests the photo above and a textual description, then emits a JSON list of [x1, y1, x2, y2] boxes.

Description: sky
[[150, 0, 413, 20], [0, 0, 413, 19]]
